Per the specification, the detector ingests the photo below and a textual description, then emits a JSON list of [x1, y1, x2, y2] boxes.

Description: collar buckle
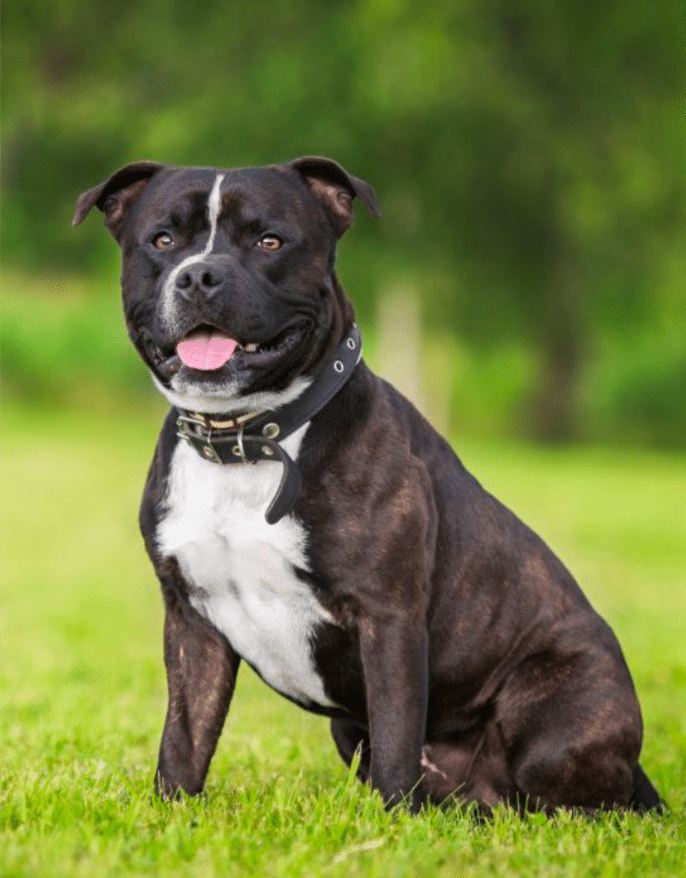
[[176, 412, 207, 439], [176, 415, 223, 462], [233, 426, 249, 464]]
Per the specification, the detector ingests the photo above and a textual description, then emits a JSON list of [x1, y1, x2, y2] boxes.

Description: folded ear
[[288, 156, 381, 236], [72, 161, 165, 239]]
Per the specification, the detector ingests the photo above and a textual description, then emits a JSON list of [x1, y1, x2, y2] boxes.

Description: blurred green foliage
[[3, 0, 686, 444]]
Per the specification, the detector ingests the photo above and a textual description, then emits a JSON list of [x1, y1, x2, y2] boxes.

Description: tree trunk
[[529, 238, 586, 443], [376, 282, 427, 417]]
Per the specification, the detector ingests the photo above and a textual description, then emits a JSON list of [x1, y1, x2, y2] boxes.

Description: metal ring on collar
[[235, 426, 249, 464]]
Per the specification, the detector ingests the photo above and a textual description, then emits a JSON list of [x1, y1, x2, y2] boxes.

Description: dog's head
[[74, 158, 380, 413]]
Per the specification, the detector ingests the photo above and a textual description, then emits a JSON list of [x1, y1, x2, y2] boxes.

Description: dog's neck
[[173, 324, 363, 523]]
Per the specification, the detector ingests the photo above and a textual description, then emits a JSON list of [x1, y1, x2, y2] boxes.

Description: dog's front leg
[[359, 611, 429, 812], [154, 566, 240, 799]]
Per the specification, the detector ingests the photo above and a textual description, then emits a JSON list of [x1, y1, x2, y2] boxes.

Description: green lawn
[[2, 400, 685, 878]]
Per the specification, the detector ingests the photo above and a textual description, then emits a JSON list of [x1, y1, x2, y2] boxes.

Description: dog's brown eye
[[258, 235, 282, 252], [153, 232, 174, 250]]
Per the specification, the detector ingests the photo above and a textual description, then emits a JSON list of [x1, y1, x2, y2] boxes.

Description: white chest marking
[[156, 426, 337, 708]]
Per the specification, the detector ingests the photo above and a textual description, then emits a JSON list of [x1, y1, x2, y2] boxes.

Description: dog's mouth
[[145, 322, 306, 380], [176, 327, 240, 371]]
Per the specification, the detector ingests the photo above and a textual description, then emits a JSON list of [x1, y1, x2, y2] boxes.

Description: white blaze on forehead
[[161, 173, 226, 330], [204, 172, 225, 254]]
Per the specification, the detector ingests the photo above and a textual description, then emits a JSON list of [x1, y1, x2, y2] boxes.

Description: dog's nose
[[175, 262, 224, 301]]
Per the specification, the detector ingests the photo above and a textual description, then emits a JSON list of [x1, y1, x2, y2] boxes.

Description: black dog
[[74, 157, 661, 813]]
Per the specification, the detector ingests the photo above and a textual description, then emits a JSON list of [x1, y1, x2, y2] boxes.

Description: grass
[[1, 398, 685, 877]]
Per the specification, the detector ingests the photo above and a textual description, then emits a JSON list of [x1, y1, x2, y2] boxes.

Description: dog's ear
[[288, 157, 381, 236], [72, 161, 165, 239]]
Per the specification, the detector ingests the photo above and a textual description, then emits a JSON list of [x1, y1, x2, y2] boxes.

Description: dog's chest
[[156, 430, 337, 708]]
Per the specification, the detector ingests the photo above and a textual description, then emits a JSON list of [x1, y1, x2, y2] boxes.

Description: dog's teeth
[[243, 343, 259, 353]]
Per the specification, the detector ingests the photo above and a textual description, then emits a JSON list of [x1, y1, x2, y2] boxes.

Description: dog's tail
[[629, 763, 664, 813]]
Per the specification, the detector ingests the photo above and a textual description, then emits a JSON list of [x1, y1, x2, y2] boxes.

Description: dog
[[73, 157, 662, 813]]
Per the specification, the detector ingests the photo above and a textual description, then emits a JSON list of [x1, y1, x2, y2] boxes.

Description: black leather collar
[[175, 324, 362, 524]]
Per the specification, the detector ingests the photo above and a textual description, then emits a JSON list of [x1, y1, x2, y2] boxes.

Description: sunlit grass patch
[[2, 401, 684, 877]]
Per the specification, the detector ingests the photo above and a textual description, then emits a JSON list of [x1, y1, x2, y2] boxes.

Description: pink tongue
[[176, 329, 238, 371]]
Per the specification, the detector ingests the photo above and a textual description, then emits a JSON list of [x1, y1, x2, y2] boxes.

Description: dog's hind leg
[[420, 722, 516, 808], [630, 763, 664, 812], [498, 645, 644, 812]]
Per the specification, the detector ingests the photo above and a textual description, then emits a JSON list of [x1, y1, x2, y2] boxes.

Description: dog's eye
[[153, 232, 174, 251], [258, 235, 283, 252]]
